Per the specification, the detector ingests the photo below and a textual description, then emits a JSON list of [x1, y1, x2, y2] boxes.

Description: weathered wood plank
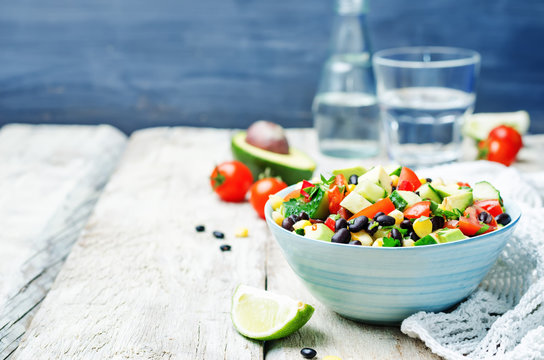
[[0, 124, 127, 359], [13, 128, 265, 359]]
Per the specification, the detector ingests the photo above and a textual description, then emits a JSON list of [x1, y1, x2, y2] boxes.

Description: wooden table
[[2, 125, 543, 360]]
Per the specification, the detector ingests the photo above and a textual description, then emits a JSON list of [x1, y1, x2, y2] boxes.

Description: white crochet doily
[[401, 161, 544, 360]]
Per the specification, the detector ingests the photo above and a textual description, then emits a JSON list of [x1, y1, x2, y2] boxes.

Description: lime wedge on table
[[231, 285, 314, 341], [463, 111, 530, 140]]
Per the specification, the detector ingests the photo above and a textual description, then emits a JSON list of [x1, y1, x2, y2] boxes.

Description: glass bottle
[[312, 0, 380, 158]]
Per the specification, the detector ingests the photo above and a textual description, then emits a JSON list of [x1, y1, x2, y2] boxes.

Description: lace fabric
[[401, 161, 544, 360]]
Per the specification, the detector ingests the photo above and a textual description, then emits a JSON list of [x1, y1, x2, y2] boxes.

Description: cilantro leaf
[[383, 237, 401, 247]]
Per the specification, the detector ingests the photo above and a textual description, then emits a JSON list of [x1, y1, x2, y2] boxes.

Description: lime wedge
[[464, 111, 530, 140], [231, 285, 314, 341]]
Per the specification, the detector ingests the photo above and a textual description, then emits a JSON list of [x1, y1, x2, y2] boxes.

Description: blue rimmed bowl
[[265, 185, 521, 325]]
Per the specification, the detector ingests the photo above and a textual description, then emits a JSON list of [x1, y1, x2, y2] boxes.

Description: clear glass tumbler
[[373, 47, 480, 167]]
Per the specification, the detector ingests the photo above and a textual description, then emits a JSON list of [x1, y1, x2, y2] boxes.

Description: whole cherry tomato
[[477, 125, 523, 166], [210, 161, 254, 202], [488, 125, 523, 153], [250, 178, 287, 219]]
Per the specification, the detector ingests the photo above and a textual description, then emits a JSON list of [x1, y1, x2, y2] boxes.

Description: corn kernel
[[347, 184, 356, 193], [351, 231, 373, 246], [413, 218, 433, 238], [391, 174, 399, 187], [235, 227, 249, 237], [419, 178, 427, 185], [272, 211, 284, 226], [269, 195, 284, 211], [293, 220, 312, 230], [402, 239, 416, 247], [372, 238, 384, 247], [388, 209, 404, 226]]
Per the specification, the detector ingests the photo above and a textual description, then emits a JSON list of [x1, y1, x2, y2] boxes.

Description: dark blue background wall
[[1, 0, 543, 134]]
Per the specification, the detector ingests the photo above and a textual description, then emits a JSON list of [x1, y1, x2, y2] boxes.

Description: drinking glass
[[373, 47, 480, 167]]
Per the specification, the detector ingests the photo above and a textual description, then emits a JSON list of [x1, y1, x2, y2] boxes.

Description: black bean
[[213, 231, 225, 239], [349, 216, 368, 232], [478, 211, 493, 224], [376, 215, 395, 227], [426, 178, 433, 183], [373, 212, 385, 221], [391, 186, 397, 191], [366, 220, 379, 236], [299, 212, 310, 221], [415, 191, 420, 196], [349, 240, 362, 246], [410, 231, 420, 240], [332, 228, 351, 244], [219, 244, 231, 251], [348, 174, 359, 185], [495, 213, 511, 226], [400, 219, 413, 231], [335, 218, 348, 231], [195, 225, 205, 232], [390, 228, 402, 240], [431, 216, 445, 231], [289, 214, 299, 224], [300, 347, 317, 359], [282, 217, 295, 231]]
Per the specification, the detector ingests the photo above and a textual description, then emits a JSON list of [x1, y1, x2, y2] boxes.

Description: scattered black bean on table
[[496, 213, 511, 226], [213, 231, 225, 239], [300, 347, 317, 359], [349, 215, 368, 233], [220, 244, 231, 252], [195, 225, 205, 232]]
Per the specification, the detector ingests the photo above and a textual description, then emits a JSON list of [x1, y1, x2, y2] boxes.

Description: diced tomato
[[349, 197, 396, 221], [457, 182, 471, 188], [458, 206, 496, 236], [403, 201, 431, 219], [284, 189, 301, 201], [300, 180, 315, 201], [445, 220, 459, 229], [324, 217, 336, 232], [328, 175, 348, 214], [474, 200, 503, 217], [398, 167, 421, 191], [337, 207, 352, 220]]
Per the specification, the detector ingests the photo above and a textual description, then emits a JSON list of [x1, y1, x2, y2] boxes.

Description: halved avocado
[[231, 131, 316, 185]]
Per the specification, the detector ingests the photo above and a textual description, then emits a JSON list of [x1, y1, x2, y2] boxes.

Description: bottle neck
[[335, 0, 368, 15], [329, 11, 371, 61]]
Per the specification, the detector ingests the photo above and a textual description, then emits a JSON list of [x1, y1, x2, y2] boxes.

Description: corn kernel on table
[[1, 124, 543, 360]]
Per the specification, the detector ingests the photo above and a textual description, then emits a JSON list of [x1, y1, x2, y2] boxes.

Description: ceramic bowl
[[265, 185, 521, 325]]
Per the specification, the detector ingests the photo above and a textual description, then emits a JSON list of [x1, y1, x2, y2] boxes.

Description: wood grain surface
[[13, 127, 443, 359], [0, 124, 126, 358]]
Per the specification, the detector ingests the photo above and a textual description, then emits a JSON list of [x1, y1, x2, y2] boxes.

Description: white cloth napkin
[[401, 161, 544, 360]]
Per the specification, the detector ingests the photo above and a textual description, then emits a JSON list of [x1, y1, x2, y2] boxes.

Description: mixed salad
[[269, 165, 512, 247]]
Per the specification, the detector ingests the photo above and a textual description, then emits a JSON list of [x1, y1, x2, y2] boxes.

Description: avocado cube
[[332, 166, 367, 178], [340, 191, 372, 214], [355, 180, 387, 203], [358, 165, 392, 195], [439, 191, 473, 213], [303, 223, 334, 242], [436, 228, 468, 243]]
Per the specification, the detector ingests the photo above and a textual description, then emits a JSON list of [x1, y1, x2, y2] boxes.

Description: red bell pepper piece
[[398, 167, 421, 191], [403, 201, 431, 219], [300, 180, 315, 201], [349, 197, 395, 221], [474, 199, 503, 217], [328, 174, 348, 214], [324, 217, 336, 232]]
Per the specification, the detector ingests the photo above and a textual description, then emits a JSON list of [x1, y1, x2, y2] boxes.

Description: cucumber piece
[[473, 181, 502, 203], [418, 183, 442, 203], [433, 183, 461, 198], [355, 180, 387, 203], [358, 165, 392, 195], [389, 190, 422, 211]]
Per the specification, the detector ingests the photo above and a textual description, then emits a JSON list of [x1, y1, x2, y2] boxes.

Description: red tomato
[[403, 201, 431, 219], [474, 199, 503, 217], [249, 178, 287, 219], [445, 220, 459, 229], [488, 125, 523, 153], [328, 174, 348, 214], [398, 167, 421, 191], [324, 217, 336, 232], [349, 197, 396, 221], [337, 207, 352, 220], [284, 189, 301, 201], [458, 206, 496, 236], [210, 161, 254, 202], [487, 139, 518, 166], [457, 182, 471, 188]]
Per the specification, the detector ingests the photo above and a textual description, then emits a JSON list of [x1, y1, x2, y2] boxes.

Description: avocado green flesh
[[231, 131, 316, 185]]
